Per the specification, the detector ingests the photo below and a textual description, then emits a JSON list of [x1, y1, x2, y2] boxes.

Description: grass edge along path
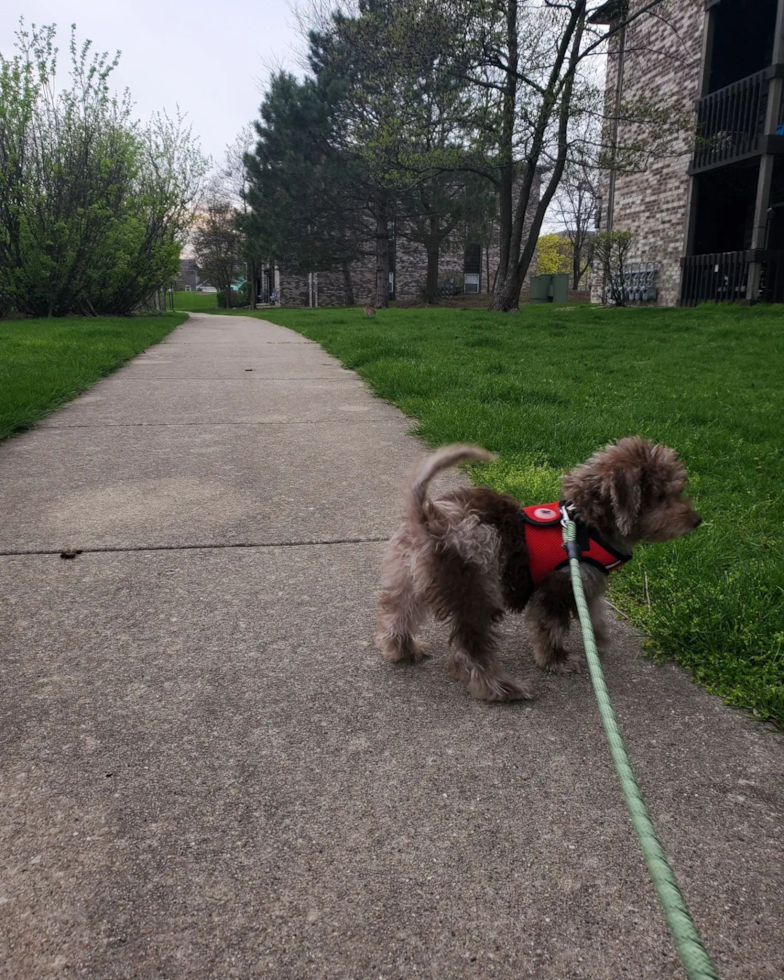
[[238, 304, 784, 729], [173, 291, 217, 312], [0, 313, 187, 441]]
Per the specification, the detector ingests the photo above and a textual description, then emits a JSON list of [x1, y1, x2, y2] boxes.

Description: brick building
[[592, 0, 784, 306], [259, 173, 541, 307]]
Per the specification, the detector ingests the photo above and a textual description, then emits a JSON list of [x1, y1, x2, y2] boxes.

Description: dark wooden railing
[[760, 251, 784, 304], [681, 252, 749, 305], [681, 251, 784, 305], [692, 70, 768, 170]]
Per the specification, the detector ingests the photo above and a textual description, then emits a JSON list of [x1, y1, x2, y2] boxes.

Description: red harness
[[521, 501, 631, 587]]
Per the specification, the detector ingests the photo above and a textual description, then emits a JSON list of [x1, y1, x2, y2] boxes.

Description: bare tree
[[283, 0, 693, 312], [551, 157, 598, 289], [422, 0, 693, 310], [213, 126, 267, 309], [594, 229, 633, 306], [218, 126, 256, 210], [192, 201, 244, 308]]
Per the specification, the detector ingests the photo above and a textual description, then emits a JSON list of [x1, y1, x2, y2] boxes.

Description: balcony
[[680, 250, 784, 305], [691, 66, 784, 173]]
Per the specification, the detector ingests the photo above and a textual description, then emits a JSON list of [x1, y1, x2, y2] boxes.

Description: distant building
[[175, 257, 218, 292], [176, 258, 199, 291], [591, 0, 784, 306]]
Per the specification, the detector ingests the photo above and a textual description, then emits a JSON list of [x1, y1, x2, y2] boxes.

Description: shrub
[[0, 21, 208, 316], [594, 231, 634, 306]]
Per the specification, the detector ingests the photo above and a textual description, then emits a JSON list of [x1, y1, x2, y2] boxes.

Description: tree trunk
[[374, 209, 390, 309], [424, 236, 440, 304], [249, 260, 257, 309], [489, 0, 518, 310], [341, 260, 355, 306], [488, 268, 523, 312], [508, 6, 587, 302], [489, 2, 587, 311]]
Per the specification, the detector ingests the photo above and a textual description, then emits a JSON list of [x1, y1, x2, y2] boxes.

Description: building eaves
[[588, 0, 628, 25]]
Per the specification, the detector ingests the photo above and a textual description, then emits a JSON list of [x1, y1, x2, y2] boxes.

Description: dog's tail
[[409, 444, 495, 523]]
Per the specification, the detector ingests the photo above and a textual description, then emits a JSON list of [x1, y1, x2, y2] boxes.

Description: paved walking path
[[1, 312, 782, 979]]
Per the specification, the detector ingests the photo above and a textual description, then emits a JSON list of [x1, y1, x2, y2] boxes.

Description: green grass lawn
[[246, 303, 784, 727], [0, 313, 186, 440], [173, 290, 218, 311]]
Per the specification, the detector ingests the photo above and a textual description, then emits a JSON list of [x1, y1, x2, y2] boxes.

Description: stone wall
[[592, 0, 705, 306], [277, 171, 541, 307], [275, 263, 370, 307]]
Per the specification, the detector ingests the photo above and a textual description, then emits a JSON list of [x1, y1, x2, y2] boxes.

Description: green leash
[[562, 515, 719, 980]]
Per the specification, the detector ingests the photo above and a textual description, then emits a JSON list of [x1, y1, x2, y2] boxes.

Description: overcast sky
[[2, 0, 585, 235], [0, 0, 303, 167]]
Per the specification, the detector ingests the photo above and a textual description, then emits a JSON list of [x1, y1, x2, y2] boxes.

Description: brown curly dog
[[375, 439, 701, 702]]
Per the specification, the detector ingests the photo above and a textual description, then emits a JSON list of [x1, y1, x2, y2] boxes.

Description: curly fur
[[376, 437, 701, 702]]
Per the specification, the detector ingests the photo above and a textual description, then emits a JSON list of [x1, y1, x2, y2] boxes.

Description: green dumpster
[[529, 273, 569, 304], [551, 273, 569, 303], [529, 274, 552, 303]]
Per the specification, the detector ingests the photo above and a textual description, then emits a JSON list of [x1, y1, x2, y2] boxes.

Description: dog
[[375, 438, 701, 702]]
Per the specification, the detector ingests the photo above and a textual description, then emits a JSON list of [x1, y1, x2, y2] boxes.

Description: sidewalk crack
[[0, 536, 390, 557]]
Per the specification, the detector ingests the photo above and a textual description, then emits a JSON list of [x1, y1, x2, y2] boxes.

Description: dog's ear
[[609, 466, 642, 538]]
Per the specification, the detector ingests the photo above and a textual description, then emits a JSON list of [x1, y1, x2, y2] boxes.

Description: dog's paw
[[376, 635, 430, 663], [545, 656, 583, 676], [471, 672, 536, 703], [403, 641, 430, 663]]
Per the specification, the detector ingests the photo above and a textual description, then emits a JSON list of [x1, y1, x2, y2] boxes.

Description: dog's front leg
[[525, 582, 581, 674], [587, 596, 612, 655], [577, 566, 612, 656]]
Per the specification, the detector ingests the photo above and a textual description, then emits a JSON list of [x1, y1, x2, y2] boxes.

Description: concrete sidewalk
[[1, 312, 781, 979]]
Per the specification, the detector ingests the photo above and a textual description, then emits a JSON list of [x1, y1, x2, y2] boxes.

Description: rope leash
[[562, 516, 719, 980]]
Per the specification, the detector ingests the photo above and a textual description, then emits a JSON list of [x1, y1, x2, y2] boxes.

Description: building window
[[464, 243, 481, 293]]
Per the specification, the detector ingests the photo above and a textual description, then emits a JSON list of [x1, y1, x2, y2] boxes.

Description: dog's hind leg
[[438, 559, 533, 702], [376, 588, 428, 663], [375, 552, 429, 664]]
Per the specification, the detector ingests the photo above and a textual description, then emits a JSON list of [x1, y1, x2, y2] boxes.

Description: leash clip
[[561, 502, 582, 559]]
